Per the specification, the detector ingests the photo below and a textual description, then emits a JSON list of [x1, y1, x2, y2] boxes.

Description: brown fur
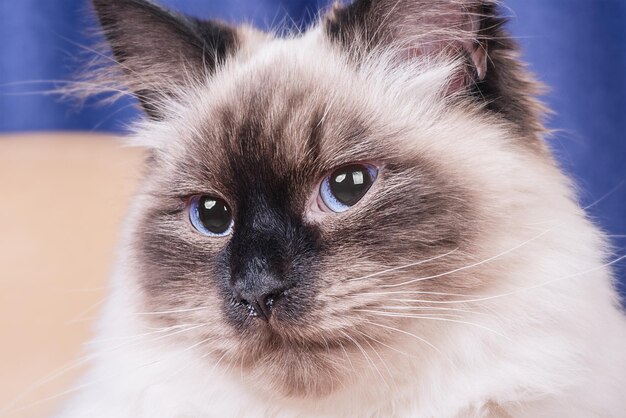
[[90, 0, 556, 400], [325, 0, 548, 144], [127, 54, 495, 397]]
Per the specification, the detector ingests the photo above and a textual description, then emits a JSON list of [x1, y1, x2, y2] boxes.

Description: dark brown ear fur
[[325, 0, 545, 140], [92, 0, 238, 119]]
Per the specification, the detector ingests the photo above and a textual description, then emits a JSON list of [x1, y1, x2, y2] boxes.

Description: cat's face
[[94, 0, 547, 397]]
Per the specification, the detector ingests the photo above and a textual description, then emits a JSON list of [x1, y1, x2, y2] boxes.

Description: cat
[[57, 0, 626, 417]]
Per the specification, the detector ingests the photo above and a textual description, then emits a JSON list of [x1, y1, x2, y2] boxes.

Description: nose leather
[[233, 272, 286, 321]]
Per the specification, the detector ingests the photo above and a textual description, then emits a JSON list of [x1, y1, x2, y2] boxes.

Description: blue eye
[[320, 164, 378, 213], [189, 195, 233, 237]]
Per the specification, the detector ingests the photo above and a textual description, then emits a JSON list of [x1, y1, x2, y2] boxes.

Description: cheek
[[312, 168, 481, 315], [130, 205, 229, 316]]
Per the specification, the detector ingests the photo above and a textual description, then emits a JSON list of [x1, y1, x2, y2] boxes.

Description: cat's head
[[94, 0, 553, 397]]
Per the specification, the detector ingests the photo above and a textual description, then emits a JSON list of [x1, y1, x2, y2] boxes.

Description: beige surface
[[0, 133, 144, 418]]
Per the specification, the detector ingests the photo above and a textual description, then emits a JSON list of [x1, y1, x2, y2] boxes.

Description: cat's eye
[[189, 195, 233, 236], [320, 164, 378, 213]]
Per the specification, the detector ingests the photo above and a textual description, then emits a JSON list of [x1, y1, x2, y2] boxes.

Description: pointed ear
[[92, 0, 238, 119], [325, 0, 493, 84], [325, 1, 544, 139]]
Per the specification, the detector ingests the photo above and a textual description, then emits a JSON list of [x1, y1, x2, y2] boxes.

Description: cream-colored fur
[[57, 21, 626, 418]]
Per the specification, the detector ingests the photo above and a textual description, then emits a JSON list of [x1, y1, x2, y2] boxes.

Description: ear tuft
[[92, 0, 239, 119]]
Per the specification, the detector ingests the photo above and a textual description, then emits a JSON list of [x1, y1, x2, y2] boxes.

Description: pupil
[[198, 197, 231, 233], [329, 164, 373, 206]]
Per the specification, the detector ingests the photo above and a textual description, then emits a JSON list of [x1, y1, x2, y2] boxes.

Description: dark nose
[[233, 276, 287, 321]]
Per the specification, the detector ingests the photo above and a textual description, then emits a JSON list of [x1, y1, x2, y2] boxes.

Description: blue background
[[1, 0, 624, 295]]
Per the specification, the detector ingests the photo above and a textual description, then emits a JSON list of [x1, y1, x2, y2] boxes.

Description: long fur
[[54, 1, 626, 417]]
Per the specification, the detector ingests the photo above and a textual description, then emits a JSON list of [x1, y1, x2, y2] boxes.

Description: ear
[[326, 0, 492, 82], [92, 0, 238, 119], [325, 0, 544, 139]]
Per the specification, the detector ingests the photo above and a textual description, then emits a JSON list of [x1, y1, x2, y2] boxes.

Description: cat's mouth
[[225, 321, 382, 398], [227, 297, 332, 345]]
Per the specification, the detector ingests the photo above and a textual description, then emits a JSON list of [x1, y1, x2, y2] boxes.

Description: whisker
[[156, 337, 219, 385], [3, 372, 118, 416], [338, 340, 356, 374], [582, 180, 625, 211], [362, 320, 453, 365], [134, 306, 211, 315], [382, 227, 563, 289], [68, 303, 213, 324], [347, 247, 459, 282], [359, 310, 512, 341], [90, 323, 204, 344], [361, 310, 464, 319], [366, 290, 474, 298], [66, 299, 106, 324], [0, 323, 207, 416], [354, 328, 412, 358], [383, 254, 626, 306], [339, 330, 389, 389], [198, 349, 231, 380], [363, 181, 624, 292], [373, 305, 487, 317], [360, 335, 395, 383], [5, 336, 206, 418]]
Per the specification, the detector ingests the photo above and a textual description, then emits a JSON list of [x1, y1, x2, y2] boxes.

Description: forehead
[[161, 50, 395, 198], [147, 34, 471, 203]]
